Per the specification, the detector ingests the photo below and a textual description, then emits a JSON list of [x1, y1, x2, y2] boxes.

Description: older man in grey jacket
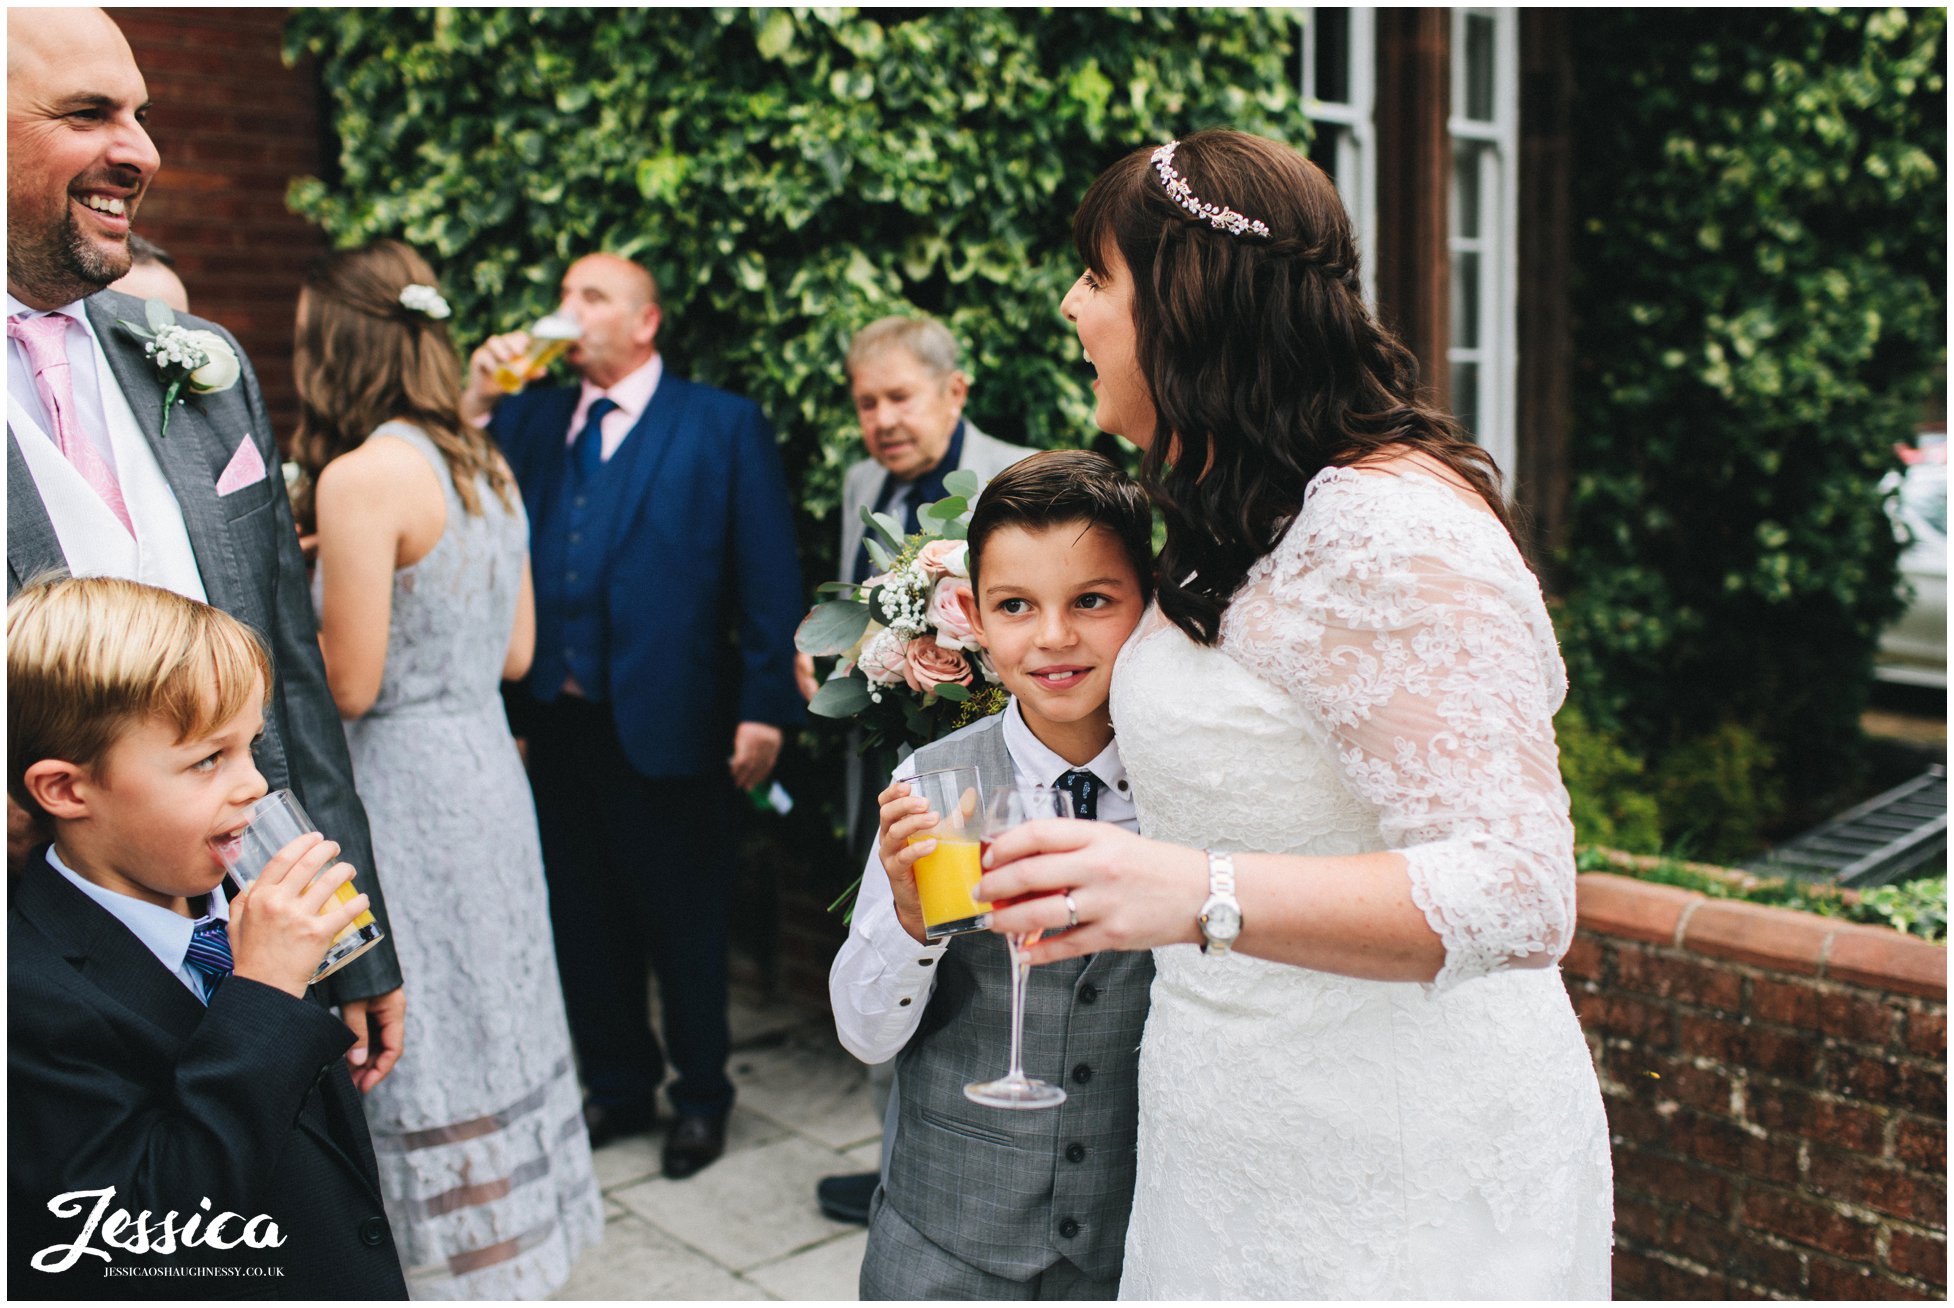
[[805, 314, 1034, 1225]]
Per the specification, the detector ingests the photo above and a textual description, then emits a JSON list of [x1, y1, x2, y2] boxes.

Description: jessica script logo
[[31, 1186, 286, 1273]]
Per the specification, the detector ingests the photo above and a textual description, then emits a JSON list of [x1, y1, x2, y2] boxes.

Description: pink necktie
[[8, 313, 134, 535]]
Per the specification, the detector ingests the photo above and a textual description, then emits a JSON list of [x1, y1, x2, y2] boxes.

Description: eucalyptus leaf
[[919, 495, 967, 527], [809, 676, 874, 719], [144, 299, 175, 333], [942, 469, 981, 500], [932, 682, 971, 702], [863, 507, 904, 550], [865, 536, 894, 573], [795, 599, 872, 655]]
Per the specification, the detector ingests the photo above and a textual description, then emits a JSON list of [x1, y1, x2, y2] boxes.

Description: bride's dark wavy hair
[[1073, 129, 1516, 646]]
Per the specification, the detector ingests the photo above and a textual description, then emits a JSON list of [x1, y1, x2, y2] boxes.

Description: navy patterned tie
[[183, 918, 234, 999], [571, 397, 620, 481], [1055, 769, 1101, 822]]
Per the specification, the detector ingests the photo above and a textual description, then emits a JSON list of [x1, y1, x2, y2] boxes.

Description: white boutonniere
[[116, 299, 240, 436]]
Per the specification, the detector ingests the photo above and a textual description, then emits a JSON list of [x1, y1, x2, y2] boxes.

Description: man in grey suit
[[5, 7, 405, 1087], [804, 315, 1035, 1225]]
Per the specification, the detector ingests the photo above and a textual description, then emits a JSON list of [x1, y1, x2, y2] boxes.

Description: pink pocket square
[[215, 436, 267, 496]]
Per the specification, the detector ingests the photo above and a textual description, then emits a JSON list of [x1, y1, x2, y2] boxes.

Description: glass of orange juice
[[215, 789, 384, 982], [905, 766, 989, 940]]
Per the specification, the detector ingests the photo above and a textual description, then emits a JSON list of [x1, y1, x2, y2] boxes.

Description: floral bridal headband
[[1151, 141, 1271, 239]]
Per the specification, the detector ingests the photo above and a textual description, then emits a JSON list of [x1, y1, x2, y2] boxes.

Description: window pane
[[1464, 13, 1496, 122], [1452, 251, 1481, 349], [1453, 147, 1482, 240], [1452, 360, 1480, 441], [1314, 8, 1351, 105], [1309, 123, 1347, 188]]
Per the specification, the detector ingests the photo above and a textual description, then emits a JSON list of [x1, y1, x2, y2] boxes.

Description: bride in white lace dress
[[980, 131, 1613, 1299]]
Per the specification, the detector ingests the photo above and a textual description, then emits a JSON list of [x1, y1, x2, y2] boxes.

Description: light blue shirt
[[47, 845, 232, 1003]]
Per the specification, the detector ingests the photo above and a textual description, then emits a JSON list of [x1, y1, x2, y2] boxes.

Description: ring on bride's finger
[[1063, 892, 1080, 930]]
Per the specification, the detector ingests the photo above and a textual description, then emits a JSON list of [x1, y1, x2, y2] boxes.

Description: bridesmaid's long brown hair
[[290, 240, 515, 532]]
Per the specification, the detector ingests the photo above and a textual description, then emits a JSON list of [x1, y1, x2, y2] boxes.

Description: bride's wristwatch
[[1198, 850, 1242, 957]]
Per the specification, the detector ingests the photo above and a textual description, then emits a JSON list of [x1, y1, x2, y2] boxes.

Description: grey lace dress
[[321, 422, 602, 1298]]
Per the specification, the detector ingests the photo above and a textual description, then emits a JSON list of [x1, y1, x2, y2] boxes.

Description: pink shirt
[[567, 353, 663, 463]]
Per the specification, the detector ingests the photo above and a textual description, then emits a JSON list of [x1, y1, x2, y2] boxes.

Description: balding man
[[465, 254, 804, 1179]]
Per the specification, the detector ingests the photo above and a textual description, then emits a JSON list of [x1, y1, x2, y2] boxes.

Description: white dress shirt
[[6, 292, 208, 600], [829, 698, 1138, 1064], [47, 845, 233, 1003], [566, 352, 662, 463]]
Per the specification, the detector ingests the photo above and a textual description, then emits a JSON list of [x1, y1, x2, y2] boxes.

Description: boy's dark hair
[[967, 449, 1155, 603]]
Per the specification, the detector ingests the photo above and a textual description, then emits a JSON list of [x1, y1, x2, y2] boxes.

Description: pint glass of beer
[[492, 310, 583, 394]]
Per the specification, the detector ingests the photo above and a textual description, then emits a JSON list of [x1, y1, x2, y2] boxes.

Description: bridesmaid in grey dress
[[293, 241, 602, 1298]]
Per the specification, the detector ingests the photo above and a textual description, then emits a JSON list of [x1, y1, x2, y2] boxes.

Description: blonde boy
[[8, 576, 407, 1296]]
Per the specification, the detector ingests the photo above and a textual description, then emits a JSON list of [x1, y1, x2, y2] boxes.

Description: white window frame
[[1301, 7, 1378, 309], [1446, 6, 1520, 480]]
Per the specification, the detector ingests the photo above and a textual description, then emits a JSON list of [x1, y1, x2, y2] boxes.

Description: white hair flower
[[399, 284, 451, 319]]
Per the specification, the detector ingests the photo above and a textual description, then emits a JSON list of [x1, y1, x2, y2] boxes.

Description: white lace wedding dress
[[1109, 466, 1613, 1300]]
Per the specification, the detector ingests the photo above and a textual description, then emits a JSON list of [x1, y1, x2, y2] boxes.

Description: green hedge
[[1560, 8, 1945, 855], [284, 7, 1297, 587]]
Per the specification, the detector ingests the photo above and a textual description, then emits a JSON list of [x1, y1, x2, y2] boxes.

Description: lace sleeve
[[1224, 471, 1577, 990]]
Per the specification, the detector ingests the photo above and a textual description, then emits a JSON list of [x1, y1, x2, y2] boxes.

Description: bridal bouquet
[[796, 468, 1007, 757]]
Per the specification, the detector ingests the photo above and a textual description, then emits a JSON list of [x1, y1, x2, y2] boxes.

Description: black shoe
[[583, 1100, 657, 1150], [661, 1112, 727, 1179], [816, 1171, 878, 1225]]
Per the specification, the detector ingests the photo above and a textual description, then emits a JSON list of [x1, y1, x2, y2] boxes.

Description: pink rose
[[916, 539, 969, 580], [926, 577, 978, 650], [902, 637, 974, 695]]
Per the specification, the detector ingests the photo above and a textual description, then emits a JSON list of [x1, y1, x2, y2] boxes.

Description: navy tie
[[1055, 769, 1101, 822], [571, 397, 620, 481], [183, 917, 234, 999]]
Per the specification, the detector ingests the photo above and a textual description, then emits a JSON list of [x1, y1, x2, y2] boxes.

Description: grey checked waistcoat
[[882, 713, 1154, 1283]]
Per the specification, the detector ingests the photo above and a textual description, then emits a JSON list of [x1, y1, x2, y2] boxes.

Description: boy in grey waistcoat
[[830, 450, 1155, 1300]]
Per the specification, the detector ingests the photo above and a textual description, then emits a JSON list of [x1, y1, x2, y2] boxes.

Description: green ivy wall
[[1559, 7, 1945, 858]]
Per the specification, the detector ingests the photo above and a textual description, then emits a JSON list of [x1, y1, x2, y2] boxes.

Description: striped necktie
[[183, 918, 234, 999]]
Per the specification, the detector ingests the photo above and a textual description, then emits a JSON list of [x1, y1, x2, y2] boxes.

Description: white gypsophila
[[399, 283, 452, 319], [858, 626, 910, 687], [146, 325, 240, 394], [879, 564, 933, 641]]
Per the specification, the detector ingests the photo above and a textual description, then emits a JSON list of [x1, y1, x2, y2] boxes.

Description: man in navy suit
[[464, 254, 804, 1179]]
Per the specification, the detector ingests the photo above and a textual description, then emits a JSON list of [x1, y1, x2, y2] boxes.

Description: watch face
[[1204, 901, 1242, 941]]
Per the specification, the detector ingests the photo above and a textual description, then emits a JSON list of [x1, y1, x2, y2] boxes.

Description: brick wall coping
[[1577, 872, 1947, 1002]]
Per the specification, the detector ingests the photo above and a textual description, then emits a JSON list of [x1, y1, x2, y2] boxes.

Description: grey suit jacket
[[5, 290, 402, 1002], [836, 418, 1035, 589]]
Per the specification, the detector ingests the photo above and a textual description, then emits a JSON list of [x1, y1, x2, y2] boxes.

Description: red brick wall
[[112, 8, 325, 445], [1572, 874, 1948, 1299]]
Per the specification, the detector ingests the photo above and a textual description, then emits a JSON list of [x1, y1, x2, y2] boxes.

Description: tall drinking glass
[[491, 311, 583, 394], [965, 782, 1073, 1110], [215, 789, 384, 983], [905, 766, 989, 940]]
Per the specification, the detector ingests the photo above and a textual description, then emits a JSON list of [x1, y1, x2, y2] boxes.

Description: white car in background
[[1876, 434, 1947, 688]]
